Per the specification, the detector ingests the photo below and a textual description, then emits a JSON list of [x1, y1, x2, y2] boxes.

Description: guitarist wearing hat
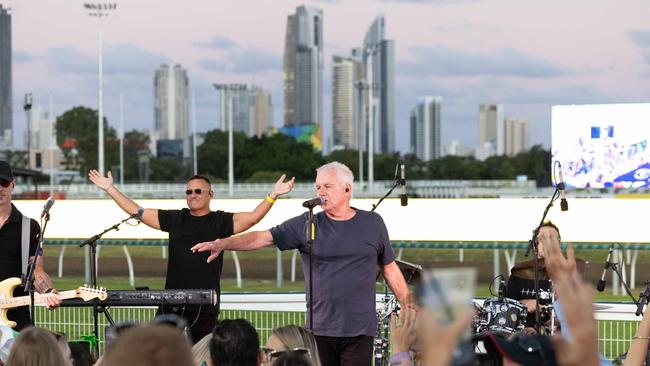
[[0, 160, 60, 329]]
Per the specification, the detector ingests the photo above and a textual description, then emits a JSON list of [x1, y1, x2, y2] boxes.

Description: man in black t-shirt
[[89, 170, 295, 342], [0, 160, 60, 330], [192, 162, 411, 366]]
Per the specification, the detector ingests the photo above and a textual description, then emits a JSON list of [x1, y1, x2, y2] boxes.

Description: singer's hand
[[88, 169, 114, 192], [191, 239, 224, 263], [270, 174, 296, 200]]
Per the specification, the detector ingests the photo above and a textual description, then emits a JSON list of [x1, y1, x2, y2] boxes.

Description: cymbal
[[377, 259, 423, 285], [396, 259, 423, 285], [510, 258, 589, 280]]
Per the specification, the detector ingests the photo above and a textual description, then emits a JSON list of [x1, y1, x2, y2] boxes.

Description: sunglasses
[[0, 179, 11, 188], [261, 347, 310, 363], [185, 188, 206, 195]]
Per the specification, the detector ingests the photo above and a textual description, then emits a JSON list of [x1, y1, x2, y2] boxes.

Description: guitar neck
[[0, 290, 79, 309]]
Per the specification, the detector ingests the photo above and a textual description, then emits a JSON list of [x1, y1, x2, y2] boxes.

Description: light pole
[[191, 90, 197, 176], [213, 83, 247, 197], [83, 3, 116, 175], [23, 93, 32, 169]]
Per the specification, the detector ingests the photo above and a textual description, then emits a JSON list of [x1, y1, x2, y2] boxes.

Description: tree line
[[8, 106, 552, 186]]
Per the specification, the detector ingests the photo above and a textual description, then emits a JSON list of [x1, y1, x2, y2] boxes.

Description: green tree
[[55, 106, 119, 175], [2, 150, 28, 169], [122, 130, 150, 181]]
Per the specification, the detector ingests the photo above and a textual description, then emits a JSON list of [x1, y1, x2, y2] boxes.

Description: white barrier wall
[[13, 198, 649, 243]]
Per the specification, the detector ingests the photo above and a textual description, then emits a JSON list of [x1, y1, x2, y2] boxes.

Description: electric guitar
[[0, 277, 107, 328]]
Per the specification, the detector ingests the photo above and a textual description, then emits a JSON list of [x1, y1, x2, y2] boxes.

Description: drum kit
[[373, 260, 559, 366]]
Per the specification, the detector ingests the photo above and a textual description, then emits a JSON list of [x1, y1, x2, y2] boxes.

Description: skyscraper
[[154, 64, 189, 140], [362, 15, 395, 154], [332, 55, 363, 150], [504, 117, 529, 156], [283, 5, 323, 127], [216, 84, 273, 138], [411, 97, 442, 161], [478, 104, 504, 157], [0, 5, 12, 147]]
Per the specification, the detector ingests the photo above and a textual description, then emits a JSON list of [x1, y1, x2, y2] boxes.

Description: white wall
[[14, 198, 647, 243]]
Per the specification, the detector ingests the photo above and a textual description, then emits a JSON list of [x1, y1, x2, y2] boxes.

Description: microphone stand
[[305, 207, 316, 331], [23, 212, 51, 326], [79, 214, 136, 357], [602, 249, 639, 307], [371, 162, 401, 212], [524, 187, 559, 334]]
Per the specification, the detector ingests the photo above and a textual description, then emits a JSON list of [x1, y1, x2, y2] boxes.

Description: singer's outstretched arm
[[191, 230, 274, 263], [88, 170, 161, 230], [232, 174, 295, 234], [626, 301, 650, 366]]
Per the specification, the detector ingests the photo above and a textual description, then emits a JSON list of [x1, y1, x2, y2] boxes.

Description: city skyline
[[3, 0, 650, 155]]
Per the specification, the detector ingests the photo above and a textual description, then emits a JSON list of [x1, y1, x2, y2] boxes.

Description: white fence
[[34, 293, 640, 360]]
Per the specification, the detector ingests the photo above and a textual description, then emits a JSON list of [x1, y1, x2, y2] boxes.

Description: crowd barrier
[[34, 293, 640, 360]]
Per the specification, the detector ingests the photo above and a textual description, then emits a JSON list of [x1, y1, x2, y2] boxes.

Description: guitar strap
[[21, 215, 31, 276]]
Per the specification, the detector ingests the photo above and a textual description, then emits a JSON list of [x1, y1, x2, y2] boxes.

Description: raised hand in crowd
[[542, 239, 600, 366], [622, 290, 650, 366], [389, 308, 417, 366]]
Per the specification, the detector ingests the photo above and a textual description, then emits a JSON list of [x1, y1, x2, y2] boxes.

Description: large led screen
[[552, 103, 650, 189]]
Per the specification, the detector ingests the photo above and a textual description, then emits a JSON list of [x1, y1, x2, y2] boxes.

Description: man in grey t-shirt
[[192, 161, 410, 366]]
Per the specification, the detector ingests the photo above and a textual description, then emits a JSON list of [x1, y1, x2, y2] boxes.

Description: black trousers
[[315, 335, 374, 366]]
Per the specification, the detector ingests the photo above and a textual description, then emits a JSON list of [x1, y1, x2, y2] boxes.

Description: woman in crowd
[[5, 326, 68, 366], [264, 325, 321, 366], [191, 333, 213, 366]]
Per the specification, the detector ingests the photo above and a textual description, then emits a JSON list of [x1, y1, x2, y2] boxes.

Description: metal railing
[[34, 293, 641, 360]]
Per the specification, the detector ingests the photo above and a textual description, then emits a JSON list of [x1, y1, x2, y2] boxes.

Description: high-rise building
[[283, 5, 323, 127], [154, 64, 189, 140], [504, 117, 529, 156], [410, 97, 441, 161], [215, 84, 273, 138], [332, 55, 363, 150], [478, 104, 504, 157], [26, 107, 64, 171], [362, 15, 395, 154], [0, 5, 12, 147]]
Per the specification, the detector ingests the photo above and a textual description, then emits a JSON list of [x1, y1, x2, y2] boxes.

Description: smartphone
[[417, 267, 477, 366]]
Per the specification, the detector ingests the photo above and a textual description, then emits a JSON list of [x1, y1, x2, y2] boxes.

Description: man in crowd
[[192, 161, 410, 366], [210, 319, 262, 366], [0, 160, 60, 330], [88, 170, 295, 342]]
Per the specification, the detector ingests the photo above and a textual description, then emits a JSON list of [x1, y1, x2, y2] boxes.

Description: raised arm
[[88, 170, 160, 230], [383, 261, 411, 307], [232, 174, 295, 234], [191, 230, 275, 262]]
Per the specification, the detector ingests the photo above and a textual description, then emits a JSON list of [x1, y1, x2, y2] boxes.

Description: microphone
[[302, 196, 324, 209], [597, 245, 614, 292], [636, 284, 650, 316], [399, 160, 407, 207], [557, 162, 568, 211], [41, 196, 55, 218]]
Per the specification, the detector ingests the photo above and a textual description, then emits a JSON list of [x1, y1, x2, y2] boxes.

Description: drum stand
[[374, 287, 397, 366]]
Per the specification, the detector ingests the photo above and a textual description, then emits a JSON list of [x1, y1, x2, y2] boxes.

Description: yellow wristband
[[265, 195, 276, 204]]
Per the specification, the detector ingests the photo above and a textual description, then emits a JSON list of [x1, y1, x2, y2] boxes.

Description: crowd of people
[[1, 159, 650, 365]]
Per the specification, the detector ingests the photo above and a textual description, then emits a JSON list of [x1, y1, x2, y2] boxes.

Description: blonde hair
[[5, 326, 68, 366], [316, 162, 354, 186], [271, 325, 321, 366], [191, 333, 213, 366], [102, 324, 192, 366]]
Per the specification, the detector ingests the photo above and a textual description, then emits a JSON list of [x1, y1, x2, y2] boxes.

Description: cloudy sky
[[5, 0, 650, 154]]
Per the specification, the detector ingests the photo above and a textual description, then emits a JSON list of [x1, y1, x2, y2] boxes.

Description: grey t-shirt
[[270, 208, 395, 337]]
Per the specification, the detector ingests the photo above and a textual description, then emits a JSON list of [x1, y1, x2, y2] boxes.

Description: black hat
[[0, 160, 13, 181], [483, 332, 558, 366]]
